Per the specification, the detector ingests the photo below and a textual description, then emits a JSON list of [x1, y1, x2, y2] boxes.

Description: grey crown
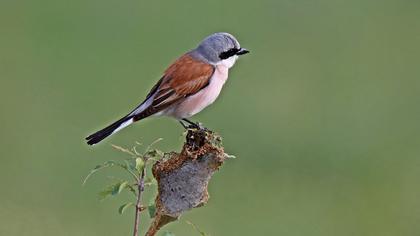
[[190, 32, 241, 64]]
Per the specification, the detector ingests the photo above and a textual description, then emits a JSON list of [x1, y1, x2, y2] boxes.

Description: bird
[[86, 32, 249, 145]]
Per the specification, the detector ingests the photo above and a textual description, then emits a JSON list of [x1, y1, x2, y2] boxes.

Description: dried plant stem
[[133, 168, 146, 236]]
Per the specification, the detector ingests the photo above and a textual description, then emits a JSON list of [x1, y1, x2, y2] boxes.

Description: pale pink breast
[[164, 65, 229, 119]]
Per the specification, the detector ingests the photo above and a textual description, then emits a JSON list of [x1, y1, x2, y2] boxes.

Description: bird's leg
[[179, 120, 189, 129], [182, 118, 205, 130], [182, 118, 197, 126]]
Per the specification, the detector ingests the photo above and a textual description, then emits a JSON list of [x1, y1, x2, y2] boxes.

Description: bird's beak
[[236, 48, 250, 55]]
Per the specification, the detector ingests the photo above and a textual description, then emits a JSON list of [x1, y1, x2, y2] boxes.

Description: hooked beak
[[236, 48, 250, 55]]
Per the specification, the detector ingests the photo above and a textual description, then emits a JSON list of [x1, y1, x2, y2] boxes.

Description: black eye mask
[[219, 48, 240, 60]]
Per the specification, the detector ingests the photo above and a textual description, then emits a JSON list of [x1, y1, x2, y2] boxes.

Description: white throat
[[217, 55, 238, 68]]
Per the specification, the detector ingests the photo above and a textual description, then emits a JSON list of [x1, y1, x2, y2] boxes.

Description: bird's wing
[[85, 54, 214, 145], [133, 54, 215, 120]]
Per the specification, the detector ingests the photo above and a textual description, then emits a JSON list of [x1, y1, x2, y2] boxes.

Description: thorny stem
[[133, 168, 146, 236]]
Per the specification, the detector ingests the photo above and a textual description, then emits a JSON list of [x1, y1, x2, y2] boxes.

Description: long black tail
[[85, 115, 134, 145]]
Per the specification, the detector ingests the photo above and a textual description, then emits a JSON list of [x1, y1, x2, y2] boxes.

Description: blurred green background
[[1, 0, 420, 235]]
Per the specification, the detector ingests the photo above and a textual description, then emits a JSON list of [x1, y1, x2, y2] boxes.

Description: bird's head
[[194, 32, 249, 67]]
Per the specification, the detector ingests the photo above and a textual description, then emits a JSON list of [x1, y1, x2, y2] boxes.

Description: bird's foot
[[180, 119, 208, 131], [188, 122, 207, 130]]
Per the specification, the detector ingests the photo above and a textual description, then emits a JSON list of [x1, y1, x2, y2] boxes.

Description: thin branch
[[111, 144, 136, 156], [133, 168, 146, 236]]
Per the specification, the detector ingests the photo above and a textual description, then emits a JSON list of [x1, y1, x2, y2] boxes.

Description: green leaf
[[118, 202, 134, 215], [148, 203, 156, 218], [113, 181, 129, 195], [112, 161, 139, 180], [135, 158, 144, 172], [82, 160, 139, 185], [98, 185, 114, 200], [126, 183, 137, 196], [124, 160, 136, 172], [99, 181, 129, 200]]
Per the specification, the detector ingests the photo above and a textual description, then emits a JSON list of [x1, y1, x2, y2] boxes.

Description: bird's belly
[[167, 65, 229, 119]]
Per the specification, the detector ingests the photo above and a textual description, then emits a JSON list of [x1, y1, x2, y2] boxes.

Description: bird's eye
[[219, 48, 239, 60]]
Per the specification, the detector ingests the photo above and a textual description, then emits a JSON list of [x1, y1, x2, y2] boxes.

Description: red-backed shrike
[[86, 32, 249, 145]]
